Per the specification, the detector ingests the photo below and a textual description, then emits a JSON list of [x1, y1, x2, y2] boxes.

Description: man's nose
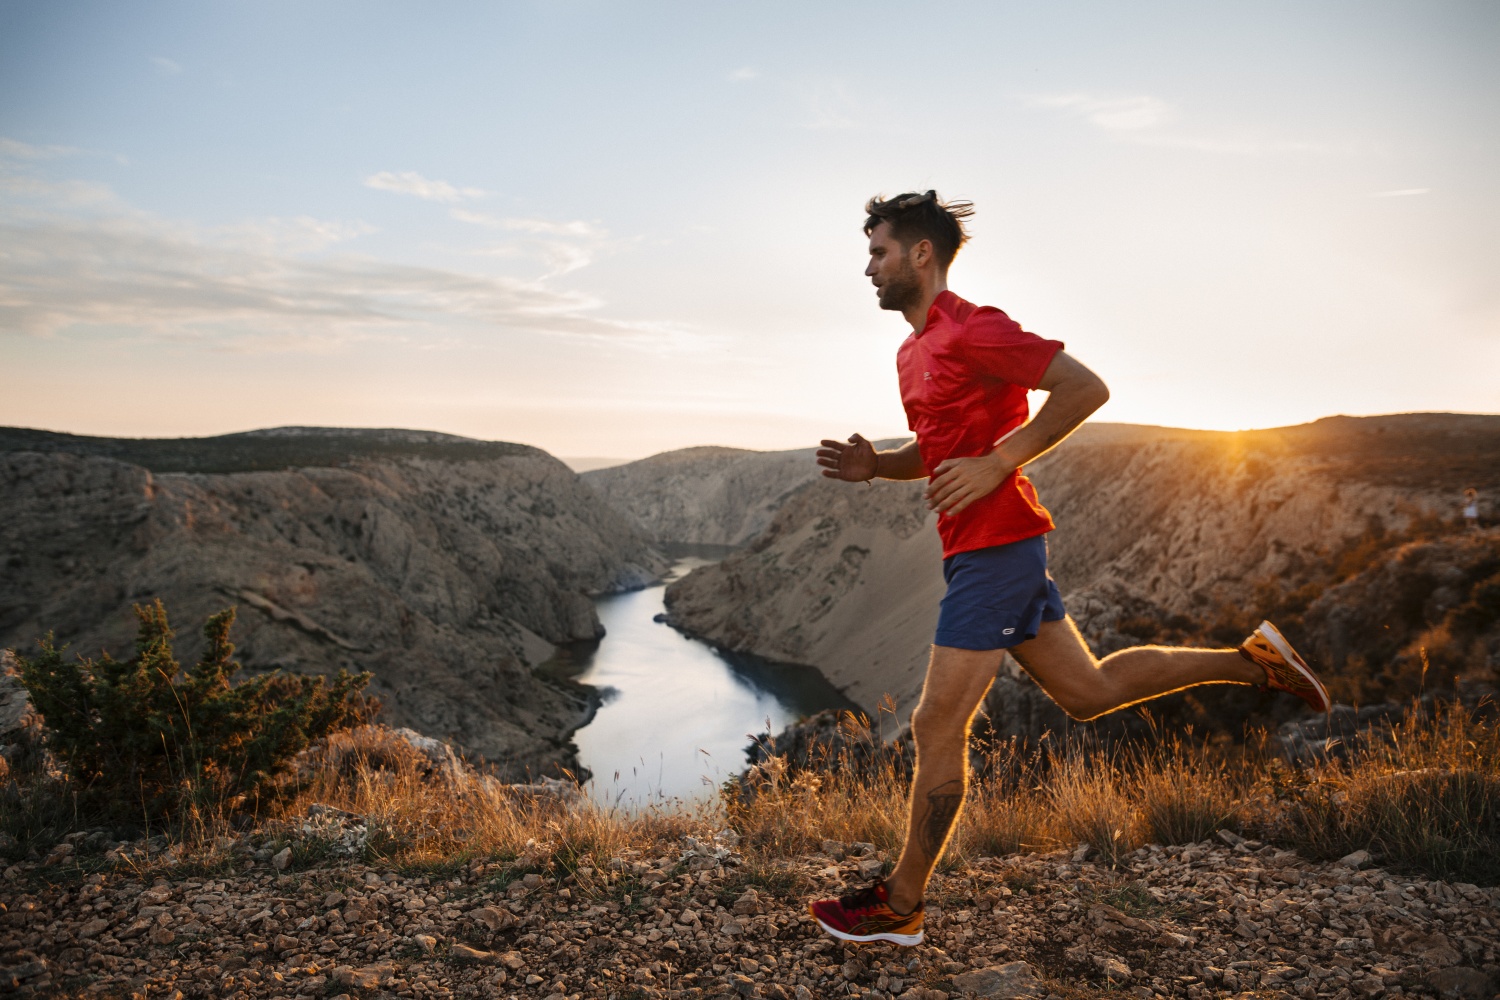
[[864, 260, 877, 276]]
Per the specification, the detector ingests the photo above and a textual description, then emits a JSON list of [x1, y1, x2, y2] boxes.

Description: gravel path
[[3, 837, 1497, 1000]]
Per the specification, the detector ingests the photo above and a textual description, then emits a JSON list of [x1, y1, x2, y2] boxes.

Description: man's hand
[[926, 451, 1013, 515], [925, 351, 1109, 516], [817, 433, 878, 482]]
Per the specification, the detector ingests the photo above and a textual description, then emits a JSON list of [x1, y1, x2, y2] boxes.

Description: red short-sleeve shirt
[[896, 291, 1064, 558]]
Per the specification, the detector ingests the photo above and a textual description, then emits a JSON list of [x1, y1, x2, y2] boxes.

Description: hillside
[[580, 440, 907, 547], [0, 425, 540, 475], [658, 415, 1500, 736], [582, 446, 823, 547], [0, 428, 669, 778]]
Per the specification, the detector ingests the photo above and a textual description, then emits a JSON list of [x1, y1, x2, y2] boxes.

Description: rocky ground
[[4, 830, 1497, 1000]]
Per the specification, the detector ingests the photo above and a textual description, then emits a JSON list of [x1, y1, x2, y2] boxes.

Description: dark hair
[[863, 190, 975, 268]]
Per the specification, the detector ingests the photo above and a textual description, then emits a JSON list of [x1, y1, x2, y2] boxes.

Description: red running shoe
[[808, 881, 924, 945], [1240, 620, 1331, 713]]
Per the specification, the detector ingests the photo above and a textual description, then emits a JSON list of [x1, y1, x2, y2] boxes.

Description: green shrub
[[14, 599, 372, 826]]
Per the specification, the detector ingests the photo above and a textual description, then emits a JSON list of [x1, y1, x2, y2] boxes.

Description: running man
[[807, 191, 1330, 947]]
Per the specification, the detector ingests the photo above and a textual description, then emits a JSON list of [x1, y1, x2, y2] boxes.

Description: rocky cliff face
[[580, 439, 906, 546], [0, 428, 669, 778], [582, 446, 823, 546], [660, 415, 1500, 738], [662, 478, 942, 714]]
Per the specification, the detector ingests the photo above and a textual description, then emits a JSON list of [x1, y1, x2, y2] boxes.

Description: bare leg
[[884, 645, 1001, 914], [1009, 616, 1262, 721], [885, 619, 1262, 913]]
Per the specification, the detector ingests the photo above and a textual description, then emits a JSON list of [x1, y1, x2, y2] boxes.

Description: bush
[[1130, 734, 1241, 846], [1046, 747, 1140, 866], [14, 599, 372, 826], [1289, 702, 1500, 884]]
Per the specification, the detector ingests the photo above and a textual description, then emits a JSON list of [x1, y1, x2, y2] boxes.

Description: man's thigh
[[917, 645, 1007, 721], [1006, 617, 1103, 707]]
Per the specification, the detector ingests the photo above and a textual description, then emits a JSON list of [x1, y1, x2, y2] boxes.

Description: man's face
[[865, 221, 921, 313]]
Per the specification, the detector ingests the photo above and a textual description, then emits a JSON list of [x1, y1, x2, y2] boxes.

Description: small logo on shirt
[[923, 371, 932, 380], [1002, 627, 1016, 635]]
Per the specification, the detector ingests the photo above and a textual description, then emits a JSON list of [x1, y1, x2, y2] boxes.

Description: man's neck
[[903, 276, 949, 332]]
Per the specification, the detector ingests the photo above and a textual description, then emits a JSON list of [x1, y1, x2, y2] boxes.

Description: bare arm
[[925, 351, 1109, 515], [816, 434, 926, 482]]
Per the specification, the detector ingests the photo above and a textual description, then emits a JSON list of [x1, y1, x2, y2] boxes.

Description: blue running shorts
[[934, 534, 1067, 651]]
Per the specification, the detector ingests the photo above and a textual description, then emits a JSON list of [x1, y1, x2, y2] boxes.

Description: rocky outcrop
[[664, 478, 941, 714], [582, 446, 823, 546], [581, 440, 905, 546], [0, 429, 669, 777], [661, 415, 1500, 736]]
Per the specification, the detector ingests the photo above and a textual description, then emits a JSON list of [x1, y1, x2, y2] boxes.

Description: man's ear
[[911, 238, 934, 269]]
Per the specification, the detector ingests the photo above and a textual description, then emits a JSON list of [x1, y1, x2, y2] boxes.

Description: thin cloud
[[0, 137, 82, 160], [1031, 94, 1173, 131], [1373, 188, 1430, 198], [1129, 132, 1340, 156], [0, 173, 672, 349], [451, 210, 604, 239], [364, 170, 486, 203], [450, 210, 609, 277], [1027, 95, 1339, 156], [151, 56, 184, 75], [728, 67, 759, 82], [802, 79, 859, 130]]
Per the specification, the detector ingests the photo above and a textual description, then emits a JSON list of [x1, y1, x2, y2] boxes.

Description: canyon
[[0, 427, 667, 779], [605, 415, 1500, 739], [5, 414, 1497, 778]]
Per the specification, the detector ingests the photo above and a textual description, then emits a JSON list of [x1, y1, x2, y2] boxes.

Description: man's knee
[[1050, 683, 1121, 722], [909, 698, 973, 748]]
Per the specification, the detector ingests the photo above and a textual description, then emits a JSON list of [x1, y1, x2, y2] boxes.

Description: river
[[557, 554, 856, 808]]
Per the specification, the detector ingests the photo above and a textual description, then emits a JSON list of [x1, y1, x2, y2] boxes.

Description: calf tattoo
[[919, 779, 964, 858]]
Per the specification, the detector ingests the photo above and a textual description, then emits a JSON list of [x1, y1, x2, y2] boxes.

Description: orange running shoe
[[809, 881, 924, 945], [1240, 620, 1331, 713]]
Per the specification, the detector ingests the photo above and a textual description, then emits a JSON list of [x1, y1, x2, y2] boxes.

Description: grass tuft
[[1288, 701, 1500, 882], [6, 685, 1498, 886], [1045, 745, 1141, 866]]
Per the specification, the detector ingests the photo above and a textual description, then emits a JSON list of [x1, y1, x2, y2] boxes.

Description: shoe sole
[[1257, 620, 1331, 713], [813, 918, 923, 946]]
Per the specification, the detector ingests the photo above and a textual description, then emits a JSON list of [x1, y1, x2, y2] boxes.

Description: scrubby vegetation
[[5, 601, 370, 845], [2, 605, 1496, 890], [726, 702, 1500, 886]]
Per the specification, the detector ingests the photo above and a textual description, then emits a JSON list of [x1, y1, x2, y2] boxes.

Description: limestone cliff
[[0, 427, 669, 778], [661, 415, 1500, 736], [661, 478, 942, 713], [580, 439, 905, 546], [582, 446, 822, 546]]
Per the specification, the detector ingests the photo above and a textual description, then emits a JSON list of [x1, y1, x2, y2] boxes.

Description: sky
[[1, 1, 1497, 461]]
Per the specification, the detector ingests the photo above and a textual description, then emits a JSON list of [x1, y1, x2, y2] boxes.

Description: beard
[[877, 256, 922, 312]]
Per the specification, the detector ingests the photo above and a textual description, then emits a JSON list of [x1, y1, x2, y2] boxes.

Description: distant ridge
[[0, 425, 541, 475]]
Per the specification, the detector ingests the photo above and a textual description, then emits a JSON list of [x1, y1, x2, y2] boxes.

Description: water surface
[[561, 557, 855, 807]]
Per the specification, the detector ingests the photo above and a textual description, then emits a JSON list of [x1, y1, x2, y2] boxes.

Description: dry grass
[[1287, 702, 1500, 883], [1128, 733, 1244, 847], [8, 702, 1498, 887], [952, 740, 1053, 859], [728, 737, 911, 857], [284, 727, 715, 873], [1045, 752, 1140, 865]]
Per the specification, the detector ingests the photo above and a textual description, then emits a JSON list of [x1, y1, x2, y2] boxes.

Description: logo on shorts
[[1002, 627, 1015, 635]]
